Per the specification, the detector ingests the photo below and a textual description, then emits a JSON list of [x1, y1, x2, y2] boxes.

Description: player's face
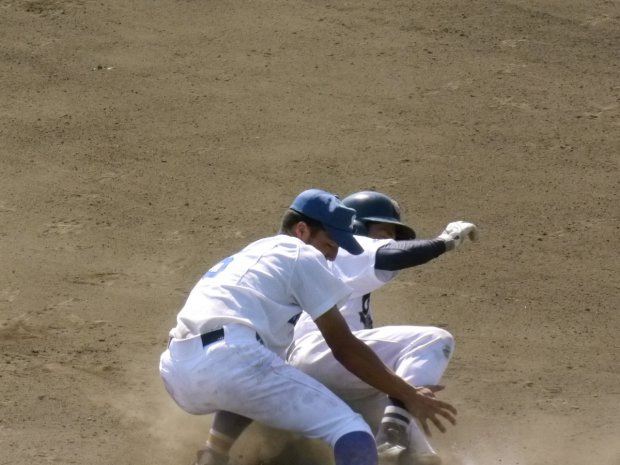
[[367, 222, 397, 240], [294, 222, 339, 261], [307, 229, 339, 261]]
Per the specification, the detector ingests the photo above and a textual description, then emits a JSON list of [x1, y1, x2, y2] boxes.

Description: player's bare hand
[[403, 388, 457, 436]]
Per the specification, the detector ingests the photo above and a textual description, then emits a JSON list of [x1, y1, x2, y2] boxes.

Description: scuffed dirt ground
[[1, 1, 618, 464]]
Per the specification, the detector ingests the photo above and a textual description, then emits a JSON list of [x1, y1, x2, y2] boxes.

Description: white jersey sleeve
[[293, 235, 398, 339], [289, 244, 353, 320], [172, 235, 351, 357], [329, 235, 398, 296]]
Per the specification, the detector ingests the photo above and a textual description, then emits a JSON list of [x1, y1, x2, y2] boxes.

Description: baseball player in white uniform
[[288, 191, 479, 465], [159, 189, 457, 465]]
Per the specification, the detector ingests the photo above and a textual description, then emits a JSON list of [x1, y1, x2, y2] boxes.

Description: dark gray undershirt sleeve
[[374, 239, 446, 271]]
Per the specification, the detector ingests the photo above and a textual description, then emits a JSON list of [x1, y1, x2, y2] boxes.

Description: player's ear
[[292, 221, 311, 242]]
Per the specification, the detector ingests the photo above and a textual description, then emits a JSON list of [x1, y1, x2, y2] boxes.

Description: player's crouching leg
[[394, 326, 455, 387]]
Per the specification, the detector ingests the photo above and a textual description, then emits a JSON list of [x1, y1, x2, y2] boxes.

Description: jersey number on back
[[202, 256, 234, 279], [359, 293, 373, 329]]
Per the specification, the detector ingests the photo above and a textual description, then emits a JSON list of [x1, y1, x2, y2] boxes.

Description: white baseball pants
[[159, 324, 371, 447], [287, 325, 455, 431]]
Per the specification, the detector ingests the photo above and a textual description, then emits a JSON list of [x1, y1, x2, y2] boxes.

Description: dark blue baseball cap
[[290, 189, 364, 255]]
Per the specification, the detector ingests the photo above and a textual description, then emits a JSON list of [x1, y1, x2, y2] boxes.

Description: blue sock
[[334, 431, 378, 465]]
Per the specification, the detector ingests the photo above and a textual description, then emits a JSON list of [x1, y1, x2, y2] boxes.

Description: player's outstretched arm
[[314, 307, 457, 434], [374, 239, 446, 271], [437, 221, 479, 251], [374, 221, 478, 272]]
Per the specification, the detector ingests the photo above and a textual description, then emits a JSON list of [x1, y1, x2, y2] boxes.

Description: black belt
[[199, 327, 264, 346], [200, 328, 225, 347]]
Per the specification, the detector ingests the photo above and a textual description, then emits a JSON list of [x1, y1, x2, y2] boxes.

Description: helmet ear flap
[[353, 220, 368, 236]]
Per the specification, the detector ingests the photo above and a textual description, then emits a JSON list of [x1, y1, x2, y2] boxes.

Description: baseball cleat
[[377, 442, 406, 465]]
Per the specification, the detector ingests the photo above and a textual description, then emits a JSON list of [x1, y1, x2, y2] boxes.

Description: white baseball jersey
[[160, 234, 371, 445], [293, 235, 397, 340], [172, 234, 352, 357]]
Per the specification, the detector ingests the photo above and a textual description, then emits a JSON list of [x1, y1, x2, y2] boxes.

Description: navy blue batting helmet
[[342, 191, 416, 240]]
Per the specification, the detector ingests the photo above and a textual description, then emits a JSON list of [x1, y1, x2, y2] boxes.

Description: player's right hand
[[438, 221, 478, 251], [402, 386, 457, 435]]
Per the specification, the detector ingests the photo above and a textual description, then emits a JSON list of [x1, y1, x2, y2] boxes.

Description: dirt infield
[[1, 1, 618, 464]]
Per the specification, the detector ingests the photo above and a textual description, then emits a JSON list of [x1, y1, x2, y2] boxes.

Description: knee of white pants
[[429, 327, 455, 360], [391, 325, 455, 357], [397, 327, 455, 386]]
